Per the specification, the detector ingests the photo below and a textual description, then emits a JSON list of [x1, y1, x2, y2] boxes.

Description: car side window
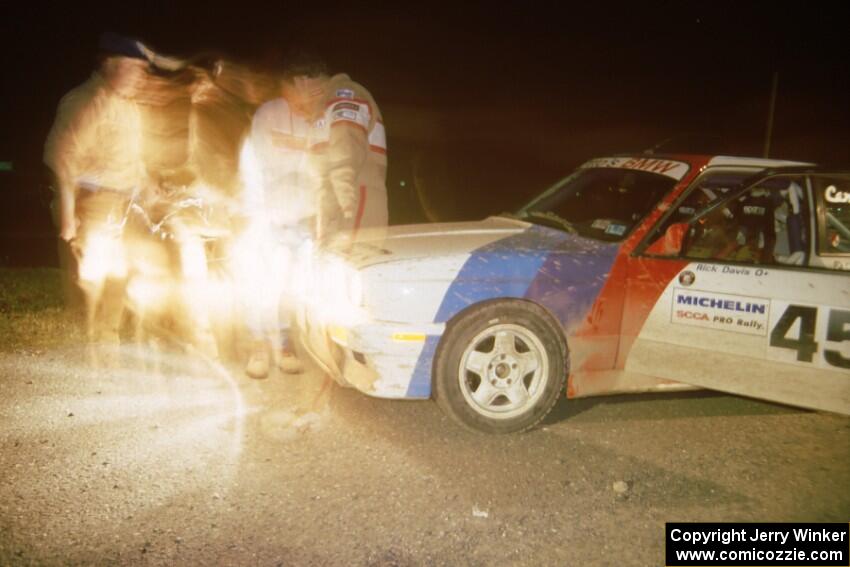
[[668, 179, 736, 225], [682, 176, 809, 266], [644, 170, 752, 253], [812, 175, 850, 271]]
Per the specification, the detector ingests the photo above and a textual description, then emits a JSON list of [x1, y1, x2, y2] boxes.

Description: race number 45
[[768, 303, 850, 370]]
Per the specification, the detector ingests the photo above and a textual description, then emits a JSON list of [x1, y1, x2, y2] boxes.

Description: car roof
[[583, 154, 849, 181], [705, 155, 815, 168], [629, 153, 815, 169], [599, 153, 815, 169]]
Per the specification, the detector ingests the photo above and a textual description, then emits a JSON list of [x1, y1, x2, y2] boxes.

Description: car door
[[622, 170, 850, 414]]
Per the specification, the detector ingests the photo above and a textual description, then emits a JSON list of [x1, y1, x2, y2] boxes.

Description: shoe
[[278, 351, 304, 374], [277, 334, 305, 374], [245, 346, 270, 379]]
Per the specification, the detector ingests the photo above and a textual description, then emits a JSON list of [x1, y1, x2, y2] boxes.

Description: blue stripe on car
[[405, 226, 557, 397], [406, 225, 618, 398], [433, 225, 569, 323], [407, 335, 440, 398], [407, 226, 620, 398], [524, 237, 619, 332]]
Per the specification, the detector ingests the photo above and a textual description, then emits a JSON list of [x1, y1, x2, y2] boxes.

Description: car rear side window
[[812, 175, 850, 270], [681, 177, 809, 266], [644, 169, 756, 250], [645, 172, 812, 268]]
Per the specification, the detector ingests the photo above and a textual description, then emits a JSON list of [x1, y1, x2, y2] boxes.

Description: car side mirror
[[645, 222, 688, 256]]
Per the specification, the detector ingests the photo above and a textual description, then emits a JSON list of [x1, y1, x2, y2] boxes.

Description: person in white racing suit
[[237, 69, 319, 379], [280, 51, 388, 246]]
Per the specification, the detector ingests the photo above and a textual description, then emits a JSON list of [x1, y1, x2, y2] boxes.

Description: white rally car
[[296, 155, 850, 433]]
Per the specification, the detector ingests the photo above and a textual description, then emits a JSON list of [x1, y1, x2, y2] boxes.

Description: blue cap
[[98, 32, 146, 59]]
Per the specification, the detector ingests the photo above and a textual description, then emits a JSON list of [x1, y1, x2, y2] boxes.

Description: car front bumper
[[296, 304, 444, 399]]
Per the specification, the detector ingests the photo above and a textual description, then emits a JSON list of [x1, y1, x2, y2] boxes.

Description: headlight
[[303, 254, 366, 326]]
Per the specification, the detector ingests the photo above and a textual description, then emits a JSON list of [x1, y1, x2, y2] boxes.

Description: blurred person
[[43, 40, 149, 353], [132, 61, 217, 356], [280, 51, 388, 245], [236, 62, 320, 379], [182, 59, 273, 360], [232, 52, 390, 379], [134, 58, 265, 359], [130, 52, 271, 360]]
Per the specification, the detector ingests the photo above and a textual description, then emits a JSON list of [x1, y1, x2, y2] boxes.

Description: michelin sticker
[[672, 289, 770, 336]]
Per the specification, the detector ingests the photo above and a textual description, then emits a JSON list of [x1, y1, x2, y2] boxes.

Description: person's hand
[[59, 220, 77, 242], [329, 229, 353, 251]]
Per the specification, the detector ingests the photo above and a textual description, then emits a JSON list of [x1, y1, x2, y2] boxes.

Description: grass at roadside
[[0, 268, 83, 352]]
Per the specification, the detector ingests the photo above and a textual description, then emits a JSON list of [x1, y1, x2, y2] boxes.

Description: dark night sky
[[1, 2, 848, 250]]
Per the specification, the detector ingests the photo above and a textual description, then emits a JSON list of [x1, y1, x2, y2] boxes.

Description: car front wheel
[[433, 300, 568, 434]]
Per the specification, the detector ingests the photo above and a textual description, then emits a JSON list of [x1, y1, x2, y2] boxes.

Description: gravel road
[[1, 342, 848, 566]]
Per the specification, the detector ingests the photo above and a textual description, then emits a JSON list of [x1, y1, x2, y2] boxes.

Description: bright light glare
[[298, 253, 366, 327], [126, 277, 169, 309], [78, 230, 128, 282]]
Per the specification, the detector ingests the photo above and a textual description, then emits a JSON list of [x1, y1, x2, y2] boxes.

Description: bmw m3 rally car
[[296, 154, 850, 433]]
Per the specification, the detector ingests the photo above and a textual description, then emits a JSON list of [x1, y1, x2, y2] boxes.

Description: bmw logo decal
[[678, 271, 695, 286]]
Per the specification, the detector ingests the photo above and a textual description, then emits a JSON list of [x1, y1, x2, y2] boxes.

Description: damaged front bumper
[[296, 305, 443, 399]]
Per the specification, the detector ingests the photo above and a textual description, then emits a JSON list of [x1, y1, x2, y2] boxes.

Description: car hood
[[343, 216, 621, 337], [341, 216, 585, 268]]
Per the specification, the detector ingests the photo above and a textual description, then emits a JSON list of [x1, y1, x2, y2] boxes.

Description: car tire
[[433, 299, 568, 434]]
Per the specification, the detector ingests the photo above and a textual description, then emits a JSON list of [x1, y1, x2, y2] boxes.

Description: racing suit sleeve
[[325, 119, 369, 219], [43, 89, 100, 241]]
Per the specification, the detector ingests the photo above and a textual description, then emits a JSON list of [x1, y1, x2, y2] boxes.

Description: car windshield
[[514, 167, 678, 242]]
